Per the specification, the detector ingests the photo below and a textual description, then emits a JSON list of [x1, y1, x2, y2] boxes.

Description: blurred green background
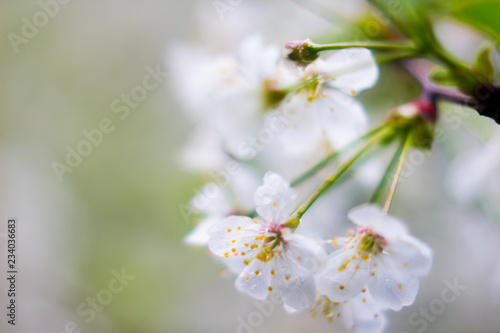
[[1, 1, 201, 332], [2, 1, 500, 333]]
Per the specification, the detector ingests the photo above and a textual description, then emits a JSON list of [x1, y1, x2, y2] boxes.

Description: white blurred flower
[[274, 48, 378, 154], [341, 292, 388, 333], [208, 172, 326, 310], [168, 44, 239, 120], [170, 35, 289, 160], [316, 204, 432, 311], [184, 165, 260, 246], [445, 132, 500, 213], [288, 292, 387, 333], [172, 38, 378, 164]]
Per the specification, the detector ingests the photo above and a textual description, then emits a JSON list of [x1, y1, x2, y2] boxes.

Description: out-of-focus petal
[[235, 259, 273, 300], [255, 172, 296, 224], [316, 251, 370, 302], [386, 235, 433, 277], [208, 215, 262, 256], [323, 48, 379, 94], [347, 204, 408, 237], [341, 292, 388, 333], [315, 90, 368, 150], [274, 253, 316, 310], [367, 256, 419, 311], [184, 216, 220, 246], [273, 92, 324, 156]]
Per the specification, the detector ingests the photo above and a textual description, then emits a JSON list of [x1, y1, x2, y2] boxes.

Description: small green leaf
[[472, 43, 495, 82]]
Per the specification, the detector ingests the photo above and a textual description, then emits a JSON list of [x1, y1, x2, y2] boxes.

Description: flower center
[[310, 295, 342, 322], [255, 245, 276, 262], [302, 74, 321, 101], [358, 231, 386, 255], [254, 231, 285, 262]]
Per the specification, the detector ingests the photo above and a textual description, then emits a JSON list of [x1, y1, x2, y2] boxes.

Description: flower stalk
[[291, 127, 391, 220], [312, 42, 416, 53], [382, 131, 412, 213], [291, 124, 388, 187]]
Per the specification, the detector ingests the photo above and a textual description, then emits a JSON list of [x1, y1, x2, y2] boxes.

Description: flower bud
[[386, 97, 437, 150], [285, 39, 319, 67]]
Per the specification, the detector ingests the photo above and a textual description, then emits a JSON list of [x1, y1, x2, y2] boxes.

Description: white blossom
[[170, 35, 290, 160], [340, 292, 388, 333], [316, 204, 432, 311], [274, 48, 378, 154], [208, 172, 326, 310], [286, 292, 387, 333]]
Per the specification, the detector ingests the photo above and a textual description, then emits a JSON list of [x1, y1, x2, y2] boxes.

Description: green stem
[[313, 42, 416, 53], [291, 124, 387, 187], [375, 50, 421, 66], [382, 131, 412, 214], [370, 133, 407, 204], [292, 127, 390, 219]]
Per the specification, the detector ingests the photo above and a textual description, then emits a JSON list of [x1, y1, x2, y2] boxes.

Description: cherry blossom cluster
[[210, 172, 432, 333], [171, 34, 438, 333]]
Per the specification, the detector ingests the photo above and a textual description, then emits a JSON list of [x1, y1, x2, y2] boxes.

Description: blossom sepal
[[385, 99, 436, 150], [285, 39, 319, 67]]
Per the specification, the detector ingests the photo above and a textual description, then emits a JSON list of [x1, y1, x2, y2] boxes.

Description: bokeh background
[[1, 0, 500, 332]]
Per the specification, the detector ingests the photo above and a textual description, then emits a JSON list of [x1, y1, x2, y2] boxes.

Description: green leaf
[[472, 43, 495, 82], [452, 1, 500, 44]]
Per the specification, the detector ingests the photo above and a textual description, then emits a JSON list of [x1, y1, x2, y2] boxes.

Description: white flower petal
[[368, 256, 419, 311], [323, 48, 379, 93], [222, 255, 248, 276], [212, 90, 263, 160], [348, 204, 408, 237], [348, 204, 385, 226], [167, 44, 239, 118], [274, 254, 316, 310], [274, 93, 324, 156], [315, 90, 368, 149], [255, 172, 296, 224], [285, 233, 328, 271], [283, 303, 301, 314], [236, 35, 281, 85], [316, 251, 370, 302], [230, 166, 261, 212], [208, 215, 262, 257], [184, 216, 220, 246], [342, 293, 387, 333], [386, 236, 433, 276], [235, 259, 273, 300]]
